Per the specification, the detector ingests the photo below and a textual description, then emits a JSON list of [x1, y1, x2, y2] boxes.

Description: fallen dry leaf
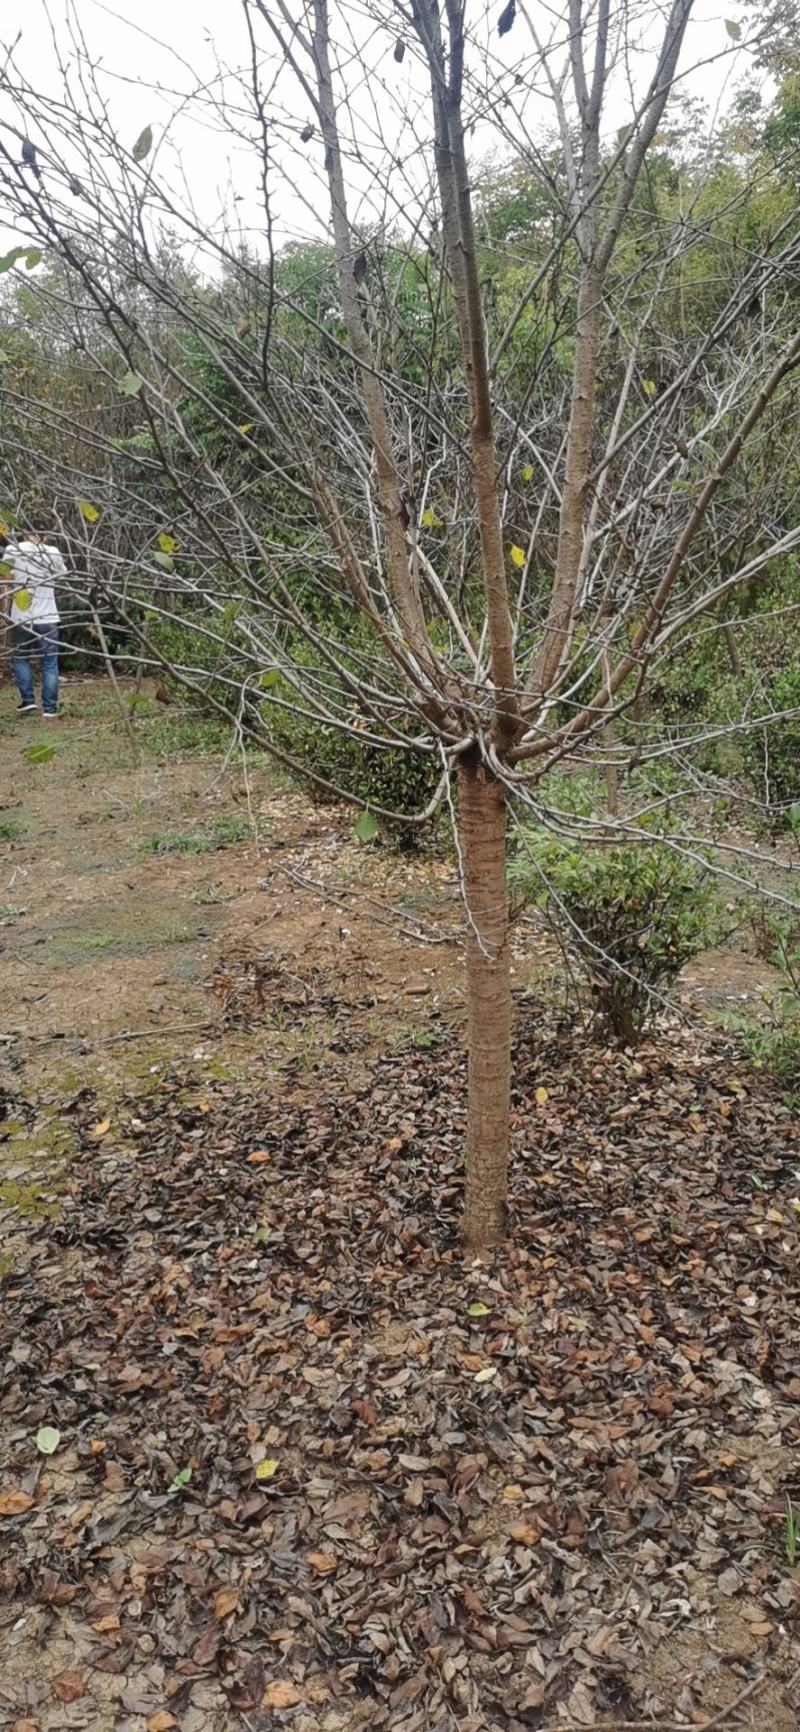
[[262, 1681, 301, 1709], [0, 1489, 34, 1516], [214, 1587, 239, 1620], [91, 1612, 120, 1633], [510, 1523, 540, 1546], [53, 1674, 85, 1704], [89, 1117, 111, 1141], [147, 1713, 177, 1732], [306, 1550, 337, 1574]]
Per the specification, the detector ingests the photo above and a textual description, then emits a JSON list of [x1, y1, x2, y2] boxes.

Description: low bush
[[724, 907, 800, 1101], [260, 652, 444, 850], [739, 658, 800, 828], [510, 828, 712, 1044]]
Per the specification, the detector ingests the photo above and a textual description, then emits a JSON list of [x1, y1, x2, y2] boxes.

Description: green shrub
[[724, 907, 800, 1101], [739, 659, 800, 828], [146, 614, 443, 848], [260, 653, 443, 850], [510, 830, 711, 1043], [147, 608, 249, 707]]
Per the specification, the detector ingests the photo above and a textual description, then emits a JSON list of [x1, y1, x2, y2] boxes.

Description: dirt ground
[[2, 680, 800, 1732]]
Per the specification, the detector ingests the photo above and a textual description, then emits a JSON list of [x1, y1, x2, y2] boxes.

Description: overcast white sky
[[0, 0, 760, 262]]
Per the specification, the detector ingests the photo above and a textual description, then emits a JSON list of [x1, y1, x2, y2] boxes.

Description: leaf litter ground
[[3, 1012, 800, 1732]]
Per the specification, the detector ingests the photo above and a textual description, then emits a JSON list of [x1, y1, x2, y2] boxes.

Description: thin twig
[[541, 1665, 780, 1730], [279, 862, 456, 946], [25, 1018, 215, 1047]]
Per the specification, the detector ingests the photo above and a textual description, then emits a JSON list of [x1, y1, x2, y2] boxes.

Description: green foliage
[[0, 819, 22, 842], [511, 828, 711, 1043], [786, 1498, 799, 1568], [139, 709, 231, 761], [740, 658, 800, 825], [139, 816, 251, 856], [262, 672, 443, 850], [724, 904, 800, 1101]]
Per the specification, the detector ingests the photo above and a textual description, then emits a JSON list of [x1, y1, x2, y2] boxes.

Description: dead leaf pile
[[2, 1013, 800, 1728]]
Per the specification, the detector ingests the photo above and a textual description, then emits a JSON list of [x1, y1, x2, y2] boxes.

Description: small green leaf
[[24, 248, 42, 271], [157, 531, 178, 554], [354, 810, 378, 843], [132, 124, 154, 162], [255, 1457, 279, 1481], [118, 370, 143, 396], [13, 588, 32, 612], [421, 508, 443, 529], [467, 1302, 490, 1317], [259, 669, 280, 690], [724, 17, 742, 39], [522, 465, 534, 481], [153, 551, 174, 572], [0, 563, 11, 579], [36, 1425, 61, 1455], [78, 499, 100, 523], [168, 1466, 192, 1495], [509, 544, 526, 568], [253, 1224, 270, 1244], [642, 378, 656, 398], [24, 742, 56, 764], [222, 600, 239, 626], [0, 248, 25, 274]]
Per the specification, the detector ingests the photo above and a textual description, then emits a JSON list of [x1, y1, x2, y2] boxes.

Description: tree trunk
[[722, 620, 741, 676], [458, 750, 511, 1248]]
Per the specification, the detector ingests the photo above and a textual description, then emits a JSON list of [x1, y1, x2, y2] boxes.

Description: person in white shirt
[[3, 533, 67, 717]]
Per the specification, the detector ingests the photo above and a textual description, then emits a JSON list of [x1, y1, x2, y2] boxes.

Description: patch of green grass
[[139, 815, 252, 856], [0, 819, 22, 843], [0, 904, 25, 924], [0, 1179, 61, 1219], [139, 711, 233, 761], [192, 881, 234, 905]]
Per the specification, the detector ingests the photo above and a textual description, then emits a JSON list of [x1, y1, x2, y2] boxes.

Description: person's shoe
[[16, 701, 36, 715], [42, 711, 58, 719]]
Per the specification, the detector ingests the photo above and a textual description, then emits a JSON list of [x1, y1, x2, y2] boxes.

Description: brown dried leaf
[[262, 1681, 301, 1709], [53, 1674, 85, 1703], [213, 1587, 239, 1620], [0, 1489, 33, 1516], [306, 1550, 337, 1574]]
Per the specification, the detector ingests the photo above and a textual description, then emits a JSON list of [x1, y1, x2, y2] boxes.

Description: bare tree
[[1, 0, 800, 1243]]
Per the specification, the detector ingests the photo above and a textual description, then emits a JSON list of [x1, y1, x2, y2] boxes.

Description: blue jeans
[[12, 623, 59, 714]]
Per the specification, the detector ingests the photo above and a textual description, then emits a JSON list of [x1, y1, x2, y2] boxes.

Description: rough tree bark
[[459, 750, 511, 1248]]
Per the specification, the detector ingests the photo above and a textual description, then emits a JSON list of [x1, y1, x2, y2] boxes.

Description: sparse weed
[[139, 815, 251, 856], [786, 1497, 798, 1567]]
